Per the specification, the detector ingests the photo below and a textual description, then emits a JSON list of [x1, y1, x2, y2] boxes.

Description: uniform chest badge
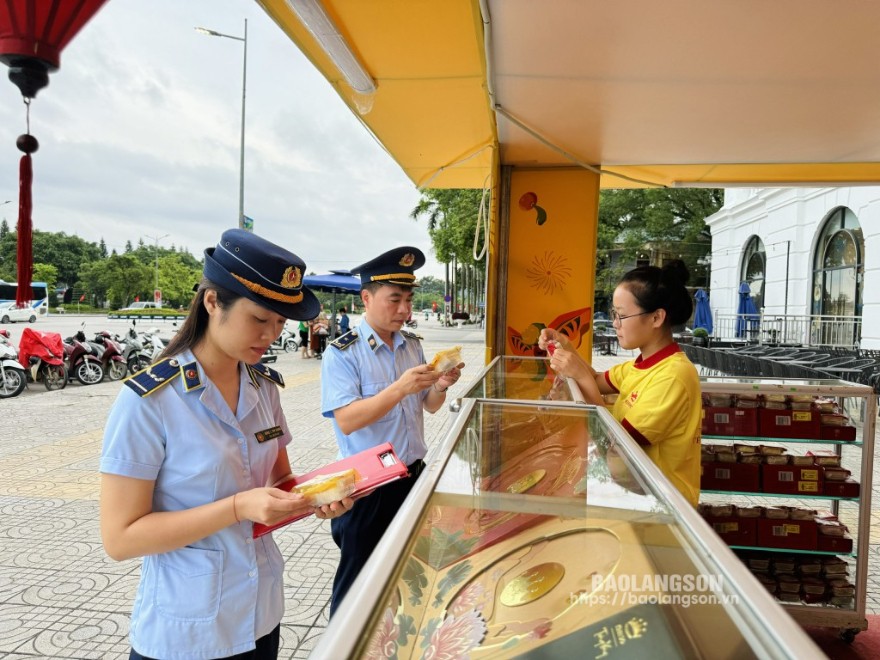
[[255, 425, 284, 443]]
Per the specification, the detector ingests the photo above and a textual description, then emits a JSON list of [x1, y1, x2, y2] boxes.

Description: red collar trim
[[633, 342, 681, 370]]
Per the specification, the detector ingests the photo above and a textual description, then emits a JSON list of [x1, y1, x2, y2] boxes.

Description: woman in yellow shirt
[[540, 260, 702, 505]]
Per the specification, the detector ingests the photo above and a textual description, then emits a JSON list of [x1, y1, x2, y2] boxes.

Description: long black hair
[[159, 279, 243, 360], [619, 259, 692, 326]]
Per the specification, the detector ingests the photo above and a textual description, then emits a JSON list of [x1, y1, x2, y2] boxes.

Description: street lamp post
[[195, 20, 248, 230], [144, 233, 169, 305]]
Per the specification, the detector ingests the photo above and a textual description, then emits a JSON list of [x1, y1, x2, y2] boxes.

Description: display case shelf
[[701, 489, 859, 502], [703, 434, 862, 446], [729, 544, 855, 557]]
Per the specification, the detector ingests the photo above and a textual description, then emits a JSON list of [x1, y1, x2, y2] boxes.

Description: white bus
[[0, 281, 50, 318]]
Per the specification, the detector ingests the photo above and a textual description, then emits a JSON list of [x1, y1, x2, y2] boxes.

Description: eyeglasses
[[610, 309, 653, 324]]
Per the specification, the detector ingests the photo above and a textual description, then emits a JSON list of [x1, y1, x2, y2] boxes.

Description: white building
[[705, 187, 880, 349]]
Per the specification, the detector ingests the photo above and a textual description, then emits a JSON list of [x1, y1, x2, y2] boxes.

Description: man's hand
[[395, 364, 442, 396], [314, 497, 355, 520], [436, 363, 465, 391]]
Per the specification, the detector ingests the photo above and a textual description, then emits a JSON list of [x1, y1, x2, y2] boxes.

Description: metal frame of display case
[[699, 376, 876, 638], [312, 358, 823, 658]]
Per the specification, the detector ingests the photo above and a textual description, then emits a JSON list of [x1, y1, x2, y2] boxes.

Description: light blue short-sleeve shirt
[[321, 318, 428, 465], [100, 350, 291, 660]]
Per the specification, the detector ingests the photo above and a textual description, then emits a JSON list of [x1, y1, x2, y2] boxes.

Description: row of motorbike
[[0, 321, 169, 399]]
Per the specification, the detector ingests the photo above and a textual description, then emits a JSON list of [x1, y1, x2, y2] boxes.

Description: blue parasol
[[303, 271, 361, 336], [693, 288, 713, 334], [735, 282, 760, 339]]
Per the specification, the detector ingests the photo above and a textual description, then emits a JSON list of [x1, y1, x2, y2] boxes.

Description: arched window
[[740, 236, 766, 311], [811, 208, 863, 318]]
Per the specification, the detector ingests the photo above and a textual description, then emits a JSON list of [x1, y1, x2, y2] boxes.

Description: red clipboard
[[252, 442, 409, 538]]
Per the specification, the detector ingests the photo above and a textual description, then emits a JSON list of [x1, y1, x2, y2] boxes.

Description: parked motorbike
[[64, 331, 104, 385], [0, 329, 26, 398], [19, 327, 67, 391], [114, 322, 149, 375], [269, 322, 299, 353], [89, 330, 127, 381]]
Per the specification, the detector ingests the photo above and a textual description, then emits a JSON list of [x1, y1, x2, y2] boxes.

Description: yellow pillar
[[491, 166, 599, 364]]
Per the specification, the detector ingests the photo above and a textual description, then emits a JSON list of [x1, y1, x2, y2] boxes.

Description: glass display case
[[312, 358, 821, 658], [698, 376, 876, 641]]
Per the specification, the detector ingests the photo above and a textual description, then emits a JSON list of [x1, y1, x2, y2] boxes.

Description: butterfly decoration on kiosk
[[507, 307, 591, 380]]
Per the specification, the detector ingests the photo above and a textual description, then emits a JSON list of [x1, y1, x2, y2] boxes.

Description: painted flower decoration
[[518, 191, 548, 225], [364, 608, 399, 659], [423, 611, 487, 660], [450, 582, 490, 617]]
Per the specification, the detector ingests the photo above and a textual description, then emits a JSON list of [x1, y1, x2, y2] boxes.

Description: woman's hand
[[314, 497, 355, 520], [538, 328, 572, 351], [548, 343, 594, 382], [235, 487, 314, 526]]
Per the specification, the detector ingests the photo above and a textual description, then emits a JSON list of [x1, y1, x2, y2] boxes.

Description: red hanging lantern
[[0, 0, 108, 304]]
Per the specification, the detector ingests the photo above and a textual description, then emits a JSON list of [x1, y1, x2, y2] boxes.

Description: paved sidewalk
[[0, 326, 878, 658], [0, 319, 487, 658]]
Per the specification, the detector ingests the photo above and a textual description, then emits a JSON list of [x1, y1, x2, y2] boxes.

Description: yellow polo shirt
[[605, 343, 702, 506]]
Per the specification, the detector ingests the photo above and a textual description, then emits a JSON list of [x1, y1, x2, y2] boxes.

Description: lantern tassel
[[16, 151, 33, 307], [15, 135, 37, 305]]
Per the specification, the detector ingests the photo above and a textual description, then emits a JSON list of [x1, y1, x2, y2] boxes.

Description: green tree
[[156, 254, 202, 308], [0, 230, 101, 285], [32, 263, 59, 306], [78, 254, 152, 309], [411, 189, 485, 316], [596, 188, 722, 305]]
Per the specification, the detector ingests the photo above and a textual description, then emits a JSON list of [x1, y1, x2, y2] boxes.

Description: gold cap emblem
[[281, 266, 302, 289], [399, 253, 415, 267]]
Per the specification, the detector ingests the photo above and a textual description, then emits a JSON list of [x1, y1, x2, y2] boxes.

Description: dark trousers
[[329, 460, 425, 617], [130, 624, 280, 660]]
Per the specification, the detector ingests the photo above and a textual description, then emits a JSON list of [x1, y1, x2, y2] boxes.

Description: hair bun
[[661, 259, 690, 287]]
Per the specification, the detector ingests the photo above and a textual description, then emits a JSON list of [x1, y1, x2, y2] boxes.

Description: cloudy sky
[[0, 0, 444, 277]]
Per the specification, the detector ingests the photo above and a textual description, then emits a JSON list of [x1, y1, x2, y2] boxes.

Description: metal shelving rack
[[699, 376, 876, 640]]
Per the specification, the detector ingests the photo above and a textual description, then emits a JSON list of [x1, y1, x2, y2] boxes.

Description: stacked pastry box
[[734, 550, 855, 608], [701, 444, 860, 497], [701, 393, 857, 440], [699, 504, 854, 554]]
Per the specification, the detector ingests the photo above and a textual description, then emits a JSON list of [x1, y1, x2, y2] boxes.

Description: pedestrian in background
[[337, 306, 350, 337]]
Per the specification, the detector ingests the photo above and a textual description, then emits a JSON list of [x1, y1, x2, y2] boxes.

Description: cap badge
[[281, 266, 302, 289], [399, 253, 415, 267]]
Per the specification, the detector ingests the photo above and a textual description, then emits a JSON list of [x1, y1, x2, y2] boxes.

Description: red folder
[[252, 442, 409, 538]]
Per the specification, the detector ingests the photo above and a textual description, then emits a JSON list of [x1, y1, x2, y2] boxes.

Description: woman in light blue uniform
[[100, 229, 353, 660]]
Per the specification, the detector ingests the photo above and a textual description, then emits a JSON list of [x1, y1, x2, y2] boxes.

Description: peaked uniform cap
[[203, 228, 320, 320], [351, 246, 425, 288]]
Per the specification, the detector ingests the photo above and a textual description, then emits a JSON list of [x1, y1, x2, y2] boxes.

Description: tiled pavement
[[0, 320, 878, 658]]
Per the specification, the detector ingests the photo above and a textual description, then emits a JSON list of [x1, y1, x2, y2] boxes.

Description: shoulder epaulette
[[331, 330, 358, 350], [124, 358, 181, 397], [248, 362, 285, 388], [401, 329, 423, 341]]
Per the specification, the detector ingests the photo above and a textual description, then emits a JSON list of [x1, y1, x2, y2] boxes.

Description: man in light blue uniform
[[321, 246, 463, 616]]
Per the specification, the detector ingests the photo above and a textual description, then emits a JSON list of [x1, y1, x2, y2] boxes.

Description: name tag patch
[[255, 426, 284, 443]]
